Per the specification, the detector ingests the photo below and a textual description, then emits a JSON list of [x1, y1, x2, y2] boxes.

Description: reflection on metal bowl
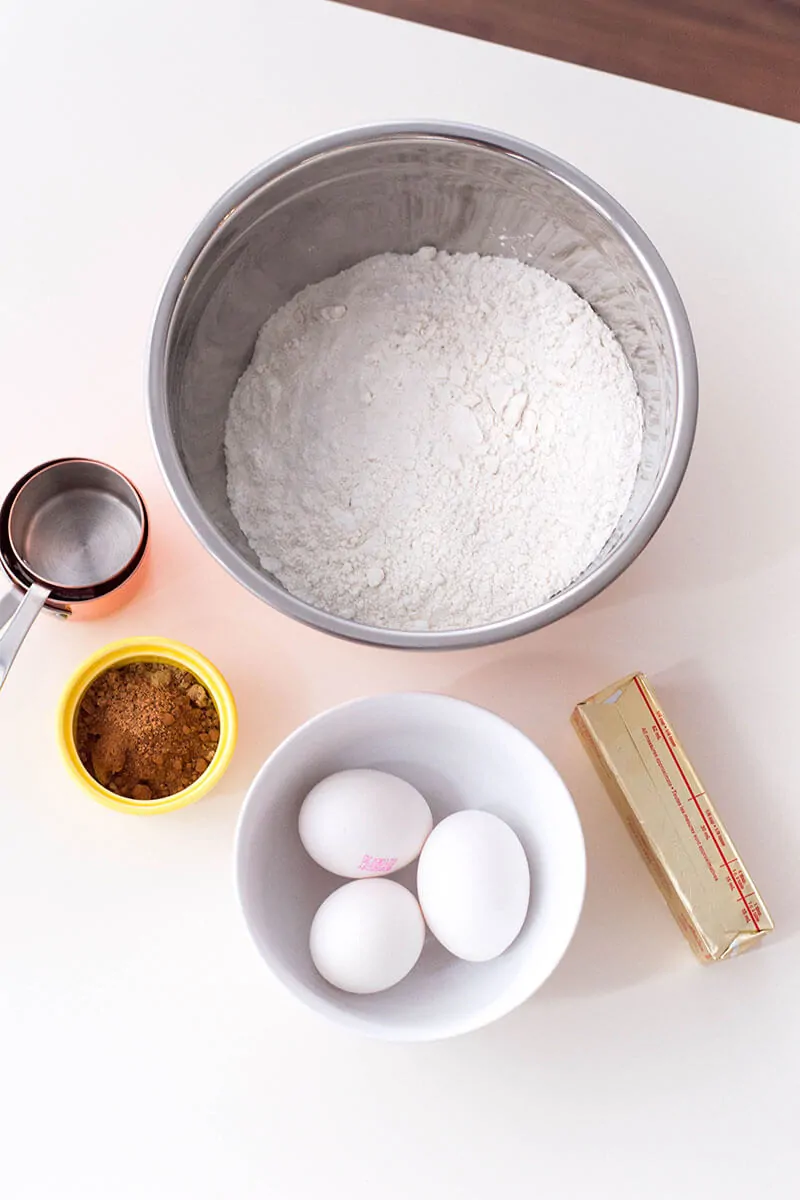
[[149, 122, 697, 649]]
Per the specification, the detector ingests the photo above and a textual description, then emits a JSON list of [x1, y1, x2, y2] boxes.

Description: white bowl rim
[[234, 691, 587, 1041]]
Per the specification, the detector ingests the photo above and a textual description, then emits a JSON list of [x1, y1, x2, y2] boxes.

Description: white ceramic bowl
[[235, 693, 586, 1041]]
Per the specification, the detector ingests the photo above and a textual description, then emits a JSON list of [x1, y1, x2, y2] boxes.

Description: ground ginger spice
[[75, 662, 220, 800]]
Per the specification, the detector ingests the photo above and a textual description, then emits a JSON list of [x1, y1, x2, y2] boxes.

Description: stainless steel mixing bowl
[[148, 121, 697, 649]]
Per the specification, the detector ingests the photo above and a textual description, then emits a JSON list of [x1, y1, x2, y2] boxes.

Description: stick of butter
[[572, 673, 773, 962]]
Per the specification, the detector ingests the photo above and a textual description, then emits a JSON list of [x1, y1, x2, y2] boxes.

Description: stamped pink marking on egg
[[358, 854, 398, 874]]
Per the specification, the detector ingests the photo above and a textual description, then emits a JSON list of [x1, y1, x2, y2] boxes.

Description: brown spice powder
[[75, 662, 220, 800]]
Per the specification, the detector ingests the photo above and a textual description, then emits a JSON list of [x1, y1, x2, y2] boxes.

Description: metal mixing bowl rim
[[147, 119, 698, 650]]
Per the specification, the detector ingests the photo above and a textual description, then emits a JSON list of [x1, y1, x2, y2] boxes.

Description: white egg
[[417, 810, 531, 962], [299, 768, 433, 878], [309, 878, 425, 993]]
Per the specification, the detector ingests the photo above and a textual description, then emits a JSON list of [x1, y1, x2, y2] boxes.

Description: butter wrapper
[[572, 673, 773, 962]]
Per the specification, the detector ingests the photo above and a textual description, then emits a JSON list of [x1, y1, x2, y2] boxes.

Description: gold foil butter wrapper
[[572, 673, 773, 962]]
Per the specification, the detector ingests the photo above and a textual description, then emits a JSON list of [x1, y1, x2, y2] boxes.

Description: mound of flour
[[225, 248, 642, 630]]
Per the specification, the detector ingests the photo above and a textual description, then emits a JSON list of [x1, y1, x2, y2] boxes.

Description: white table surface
[[2, 1, 799, 1196]]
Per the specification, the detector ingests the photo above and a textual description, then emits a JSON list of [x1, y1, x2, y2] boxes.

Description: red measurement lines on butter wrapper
[[572, 672, 773, 962]]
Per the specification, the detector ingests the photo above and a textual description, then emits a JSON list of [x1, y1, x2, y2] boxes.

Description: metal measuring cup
[[0, 459, 148, 691]]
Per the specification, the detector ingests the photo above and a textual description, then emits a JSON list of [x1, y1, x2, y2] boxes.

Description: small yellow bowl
[[57, 636, 237, 815]]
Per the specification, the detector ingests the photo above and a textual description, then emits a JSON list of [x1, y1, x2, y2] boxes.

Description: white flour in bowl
[[225, 248, 642, 630]]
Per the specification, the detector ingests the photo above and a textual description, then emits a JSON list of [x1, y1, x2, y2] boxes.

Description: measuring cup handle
[[0, 591, 19, 628], [0, 583, 50, 692]]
